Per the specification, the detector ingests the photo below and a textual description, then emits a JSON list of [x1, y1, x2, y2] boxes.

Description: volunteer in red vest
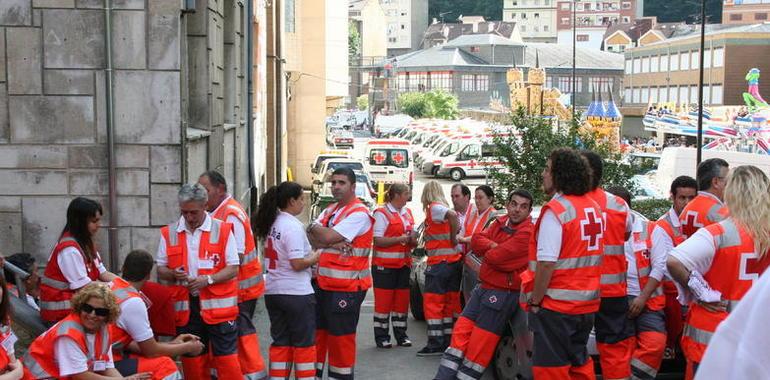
[[651, 176, 697, 358], [307, 167, 373, 380], [199, 170, 267, 380], [0, 275, 24, 380], [156, 184, 242, 380], [24, 283, 143, 379], [253, 181, 319, 380], [435, 189, 534, 380], [110, 250, 205, 380], [520, 148, 603, 379], [40, 197, 118, 324], [417, 180, 460, 357], [457, 185, 497, 254], [608, 187, 667, 380], [679, 158, 729, 238], [667, 165, 770, 380], [4, 253, 40, 311], [371, 184, 417, 349], [580, 150, 634, 380]]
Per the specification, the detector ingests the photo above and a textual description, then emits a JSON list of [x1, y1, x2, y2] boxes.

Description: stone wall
[[0, 0, 254, 269]]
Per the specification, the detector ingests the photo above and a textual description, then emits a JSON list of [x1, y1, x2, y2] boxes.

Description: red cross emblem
[[488, 295, 498, 303], [683, 211, 703, 238], [739, 252, 770, 281], [373, 151, 386, 164], [265, 239, 278, 270], [392, 151, 405, 165], [210, 253, 221, 267], [581, 209, 604, 251], [338, 299, 348, 309]]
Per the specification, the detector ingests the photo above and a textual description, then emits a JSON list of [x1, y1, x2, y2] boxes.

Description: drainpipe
[[247, 0, 256, 198], [104, 0, 119, 272]]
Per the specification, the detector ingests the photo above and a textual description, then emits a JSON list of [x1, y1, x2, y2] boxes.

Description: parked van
[[427, 134, 482, 177], [436, 139, 504, 181], [654, 147, 770, 194], [364, 139, 414, 188]]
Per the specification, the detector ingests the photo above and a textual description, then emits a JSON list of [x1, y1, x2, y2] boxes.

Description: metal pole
[[246, 0, 255, 190], [696, 0, 706, 166], [104, 0, 119, 272], [571, 0, 577, 118]]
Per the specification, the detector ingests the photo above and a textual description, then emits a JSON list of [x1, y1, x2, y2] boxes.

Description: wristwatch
[[206, 275, 214, 285]]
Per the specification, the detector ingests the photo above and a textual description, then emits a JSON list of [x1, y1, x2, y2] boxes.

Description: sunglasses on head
[[81, 303, 110, 317]]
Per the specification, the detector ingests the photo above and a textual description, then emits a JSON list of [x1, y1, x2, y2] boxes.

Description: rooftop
[[444, 34, 524, 47], [524, 43, 625, 70], [421, 21, 520, 48], [643, 22, 770, 47], [391, 46, 491, 69]]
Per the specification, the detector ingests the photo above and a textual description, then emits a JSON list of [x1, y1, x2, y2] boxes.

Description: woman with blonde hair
[[372, 184, 418, 348], [417, 181, 462, 356], [667, 165, 770, 379], [24, 283, 149, 379]]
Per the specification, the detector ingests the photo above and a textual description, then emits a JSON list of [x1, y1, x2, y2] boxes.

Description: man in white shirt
[[451, 184, 472, 246], [156, 184, 242, 380]]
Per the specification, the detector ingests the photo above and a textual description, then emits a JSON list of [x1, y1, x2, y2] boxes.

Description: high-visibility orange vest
[[424, 202, 461, 265], [631, 217, 665, 311], [587, 188, 630, 298], [161, 219, 239, 326], [679, 192, 728, 238], [656, 208, 685, 247], [0, 325, 11, 370], [520, 194, 603, 315], [462, 206, 495, 253], [681, 219, 770, 363], [108, 277, 144, 360], [372, 205, 414, 268], [213, 197, 265, 302], [40, 234, 102, 323], [24, 313, 111, 380], [317, 199, 374, 292]]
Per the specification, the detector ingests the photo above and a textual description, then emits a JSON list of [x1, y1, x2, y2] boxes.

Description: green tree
[[428, 0, 502, 23], [349, 21, 361, 60], [488, 108, 636, 205], [643, 0, 722, 23], [356, 94, 369, 111], [397, 90, 460, 120]]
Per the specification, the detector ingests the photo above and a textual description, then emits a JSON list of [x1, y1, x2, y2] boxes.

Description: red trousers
[[595, 297, 634, 380], [423, 261, 462, 349], [114, 353, 181, 380], [315, 286, 367, 380], [235, 299, 267, 379], [628, 301, 667, 380], [372, 265, 411, 344], [265, 294, 316, 380], [177, 296, 241, 380]]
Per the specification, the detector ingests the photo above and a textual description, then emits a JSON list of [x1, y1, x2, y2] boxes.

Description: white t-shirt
[[58, 248, 107, 290], [54, 334, 115, 376], [115, 297, 153, 343], [156, 214, 240, 279], [430, 203, 450, 223], [212, 195, 247, 255], [651, 208, 680, 280], [314, 204, 373, 243], [696, 270, 770, 379], [373, 203, 412, 238], [536, 209, 562, 262], [669, 227, 717, 276], [265, 212, 314, 296]]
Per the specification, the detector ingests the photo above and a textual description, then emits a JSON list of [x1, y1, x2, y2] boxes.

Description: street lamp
[[696, 0, 706, 166], [572, 0, 577, 117]]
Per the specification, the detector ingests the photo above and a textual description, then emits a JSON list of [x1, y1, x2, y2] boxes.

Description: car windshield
[[423, 135, 438, 147], [440, 142, 460, 157], [368, 148, 409, 168], [314, 155, 344, 171], [326, 161, 364, 172]]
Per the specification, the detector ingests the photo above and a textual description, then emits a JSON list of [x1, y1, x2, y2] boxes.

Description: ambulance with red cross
[[364, 139, 414, 188], [435, 137, 506, 181]]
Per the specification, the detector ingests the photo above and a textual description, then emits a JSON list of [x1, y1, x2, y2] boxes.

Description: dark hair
[[508, 189, 534, 207], [696, 158, 729, 191], [475, 185, 494, 200], [387, 183, 410, 202], [63, 197, 103, 262], [452, 184, 471, 197], [200, 170, 228, 192], [121, 250, 155, 282], [606, 186, 632, 208], [4, 253, 35, 286], [0, 276, 9, 325], [550, 148, 592, 196], [580, 150, 603, 189], [670, 175, 698, 196], [254, 181, 304, 239], [332, 167, 356, 184]]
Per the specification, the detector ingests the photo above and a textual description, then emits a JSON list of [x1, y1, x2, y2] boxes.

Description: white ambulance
[[364, 139, 414, 188], [436, 138, 506, 181]]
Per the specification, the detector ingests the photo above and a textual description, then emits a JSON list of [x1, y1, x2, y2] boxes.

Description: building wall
[[556, 0, 637, 31], [723, 1, 770, 24], [0, 0, 255, 268], [360, 0, 388, 58], [557, 28, 607, 50], [326, 0, 349, 101], [410, 0, 429, 54], [503, 0, 557, 42], [381, 0, 428, 55]]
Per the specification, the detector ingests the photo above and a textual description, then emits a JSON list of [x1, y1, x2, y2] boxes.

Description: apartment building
[[380, 0, 430, 56], [556, 0, 642, 50], [503, 0, 558, 42], [723, 0, 770, 24], [622, 23, 770, 112]]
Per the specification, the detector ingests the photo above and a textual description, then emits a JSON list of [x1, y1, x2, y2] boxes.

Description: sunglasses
[[81, 304, 110, 317]]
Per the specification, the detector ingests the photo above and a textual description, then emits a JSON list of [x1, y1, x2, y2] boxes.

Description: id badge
[[1, 331, 17, 353], [199, 259, 215, 270], [93, 360, 107, 371]]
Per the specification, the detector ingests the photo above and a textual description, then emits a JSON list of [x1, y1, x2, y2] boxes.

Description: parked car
[[311, 158, 365, 202], [309, 172, 377, 220]]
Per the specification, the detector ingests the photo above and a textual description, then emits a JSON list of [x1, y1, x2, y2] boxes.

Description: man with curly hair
[[520, 148, 603, 379]]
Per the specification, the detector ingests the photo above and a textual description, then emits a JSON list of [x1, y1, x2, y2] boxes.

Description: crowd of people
[[0, 148, 768, 380]]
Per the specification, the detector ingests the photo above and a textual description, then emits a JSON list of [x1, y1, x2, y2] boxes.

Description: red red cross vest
[[372, 205, 414, 268], [24, 313, 112, 380], [587, 188, 630, 298], [520, 194, 603, 315], [631, 217, 665, 311], [679, 192, 728, 239], [212, 197, 265, 302], [462, 206, 495, 253], [656, 208, 685, 247], [161, 218, 238, 326], [424, 202, 461, 265], [0, 325, 12, 371], [108, 277, 144, 361], [317, 199, 374, 292], [40, 234, 102, 323], [681, 219, 770, 362]]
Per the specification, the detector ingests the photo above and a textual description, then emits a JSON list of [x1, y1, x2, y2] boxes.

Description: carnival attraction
[[584, 85, 623, 147], [505, 51, 573, 121], [642, 68, 770, 154]]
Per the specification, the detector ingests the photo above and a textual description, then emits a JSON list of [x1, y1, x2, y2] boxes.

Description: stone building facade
[[0, 0, 263, 269]]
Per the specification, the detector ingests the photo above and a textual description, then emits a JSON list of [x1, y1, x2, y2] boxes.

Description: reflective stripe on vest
[[545, 288, 599, 302], [242, 248, 259, 264], [40, 300, 70, 311], [372, 250, 407, 259], [175, 300, 189, 312], [424, 233, 451, 241], [427, 248, 459, 257], [604, 244, 625, 255], [41, 275, 69, 290], [601, 272, 627, 285], [23, 354, 52, 379], [528, 254, 602, 272], [683, 324, 713, 345], [318, 267, 372, 280], [201, 296, 238, 310], [239, 274, 263, 290]]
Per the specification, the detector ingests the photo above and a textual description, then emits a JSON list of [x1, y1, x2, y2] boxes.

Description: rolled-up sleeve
[[669, 228, 716, 276]]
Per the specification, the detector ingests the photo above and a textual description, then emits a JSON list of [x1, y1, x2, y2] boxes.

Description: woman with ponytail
[[256, 182, 320, 380], [371, 184, 417, 349]]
